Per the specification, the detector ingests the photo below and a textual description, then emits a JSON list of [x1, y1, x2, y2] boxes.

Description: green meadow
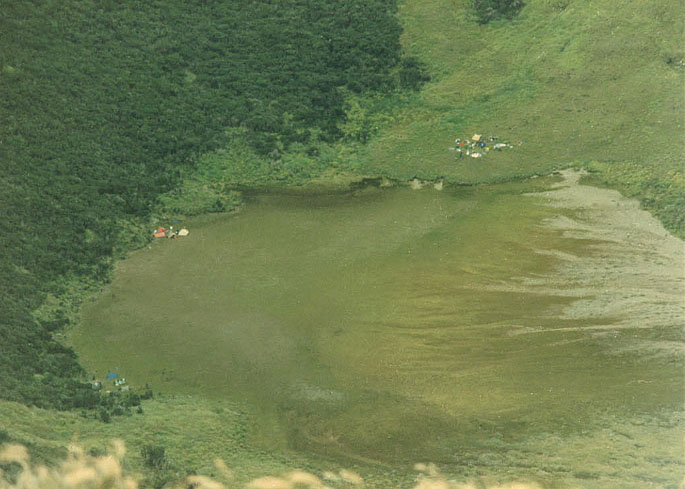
[[350, 0, 684, 233], [361, 0, 683, 175]]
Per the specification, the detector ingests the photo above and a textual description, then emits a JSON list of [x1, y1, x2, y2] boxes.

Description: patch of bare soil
[[501, 169, 684, 358], [482, 170, 684, 488]]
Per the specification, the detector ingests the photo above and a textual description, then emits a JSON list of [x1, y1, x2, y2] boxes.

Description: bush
[[98, 408, 111, 424], [399, 56, 431, 90], [122, 392, 141, 408], [471, 0, 525, 24], [141, 444, 168, 471], [140, 385, 154, 400]]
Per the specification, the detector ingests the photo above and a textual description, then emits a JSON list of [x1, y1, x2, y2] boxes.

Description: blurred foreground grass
[[0, 438, 581, 489]]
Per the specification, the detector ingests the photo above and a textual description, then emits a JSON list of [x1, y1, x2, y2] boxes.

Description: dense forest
[[0, 0, 426, 409]]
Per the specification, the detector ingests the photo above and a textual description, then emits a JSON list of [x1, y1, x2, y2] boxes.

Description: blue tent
[[106, 372, 118, 379]]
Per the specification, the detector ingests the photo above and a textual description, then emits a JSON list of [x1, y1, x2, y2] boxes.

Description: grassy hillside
[[187, 0, 684, 234], [349, 0, 684, 234], [363, 0, 683, 173]]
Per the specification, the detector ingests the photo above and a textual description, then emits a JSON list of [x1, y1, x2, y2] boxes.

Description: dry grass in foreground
[[0, 441, 567, 489]]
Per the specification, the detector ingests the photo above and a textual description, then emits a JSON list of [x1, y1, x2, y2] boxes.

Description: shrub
[[98, 408, 110, 424], [471, 0, 525, 24], [141, 388, 153, 401], [399, 56, 431, 90], [122, 392, 141, 408], [141, 444, 168, 471]]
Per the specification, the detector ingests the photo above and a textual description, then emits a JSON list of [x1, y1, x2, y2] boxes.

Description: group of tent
[[153, 226, 189, 239], [91, 373, 130, 392], [451, 134, 522, 159]]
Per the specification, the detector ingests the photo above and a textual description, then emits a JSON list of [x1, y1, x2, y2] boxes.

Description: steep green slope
[[350, 0, 683, 234]]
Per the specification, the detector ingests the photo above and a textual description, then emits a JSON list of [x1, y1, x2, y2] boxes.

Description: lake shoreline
[[71, 169, 684, 487]]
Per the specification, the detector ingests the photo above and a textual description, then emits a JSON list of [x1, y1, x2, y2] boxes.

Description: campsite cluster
[[153, 225, 189, 239], [85, 371, 153, 422], [90, 373, 130, 392], [450, 133, 523, 159]]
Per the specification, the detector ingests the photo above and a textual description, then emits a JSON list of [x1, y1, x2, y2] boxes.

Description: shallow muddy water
[[74, 173, 684, 487]]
